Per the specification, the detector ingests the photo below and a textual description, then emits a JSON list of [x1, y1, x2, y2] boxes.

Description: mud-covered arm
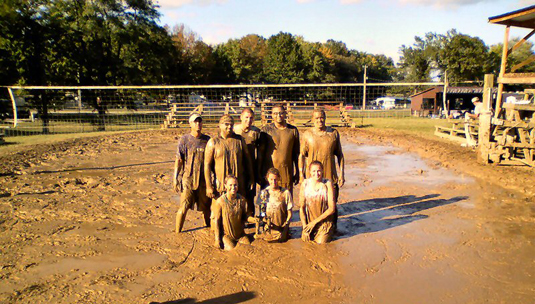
[[299, 133, 308, 181], [173, 139, 185, 192], [242, 137, 255, 190], [284, 191, 293, 226], [257, 131, 267, 184], [334, 130, 345, 187], [173, 157, 184, 193], [243, 198, 258, 224], [211, 200, 222, 248], [204, 139, 216, 198], [293, 129, 301, 185], [298, 183, 307, 227]]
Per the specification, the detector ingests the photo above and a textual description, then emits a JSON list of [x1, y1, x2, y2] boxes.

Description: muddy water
[[0, 132, 534, 303], [336, 140, 535, 304]]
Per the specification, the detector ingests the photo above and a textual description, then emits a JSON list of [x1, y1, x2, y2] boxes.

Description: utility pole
[[362, 65, 367, 110]]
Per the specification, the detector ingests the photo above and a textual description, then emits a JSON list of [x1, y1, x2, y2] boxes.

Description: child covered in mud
[[299, 161, 336, 244], [211, 175, 259, 250], [256, 168, 293, 242]]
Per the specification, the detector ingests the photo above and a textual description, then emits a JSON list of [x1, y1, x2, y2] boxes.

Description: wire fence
[[1, 83, 438, 137]]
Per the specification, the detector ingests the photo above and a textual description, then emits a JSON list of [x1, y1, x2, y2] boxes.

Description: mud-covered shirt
[[301, 127, 343, 183], [177, 133, 210, 190], [260, 123, 300, 187]]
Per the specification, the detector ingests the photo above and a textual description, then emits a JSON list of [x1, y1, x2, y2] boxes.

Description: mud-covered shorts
[[180, 186, 210, 212]]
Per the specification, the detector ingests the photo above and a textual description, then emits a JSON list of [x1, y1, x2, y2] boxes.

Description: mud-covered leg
[[175, 206, 188, 233], [202, 210, 211, 228], [222, 235, 237, 251]]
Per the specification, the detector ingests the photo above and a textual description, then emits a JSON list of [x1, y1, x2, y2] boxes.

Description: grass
[[355, 117, 457, 139], [1, 117, 457, 156]]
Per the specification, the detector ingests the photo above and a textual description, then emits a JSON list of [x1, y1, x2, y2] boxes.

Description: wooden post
[[442, 70, 448, 118], [495, 25, 510, 118], [478, 74, 495, 163]]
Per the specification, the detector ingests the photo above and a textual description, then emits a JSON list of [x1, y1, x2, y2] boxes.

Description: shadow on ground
[[335, 194, 468, 239], [150, 291, 256, 304]]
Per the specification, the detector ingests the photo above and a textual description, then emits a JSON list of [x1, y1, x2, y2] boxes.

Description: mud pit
[[0, 130, 534, 303]]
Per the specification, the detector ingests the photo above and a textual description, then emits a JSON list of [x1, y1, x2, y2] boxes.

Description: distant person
[[211, 175, 258, 250], [234, 108, 261, 215], [204, 115, 254, 203], [465, 97, 483, 147], [173, 114, 211, 233], [256, 168, 293, 242], [299, 161, 336, 244], [258, 104, 300, 193]]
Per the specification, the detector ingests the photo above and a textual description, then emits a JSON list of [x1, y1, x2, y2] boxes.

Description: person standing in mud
[[211, 175, 259, 250], [204, 115, 254, 202], [256, 168, 293, 242], [258, 104, 300, 193], [234, 108, 261, 215], [299, 161, 336, 244], [173, 114, 211, 233], [299, 108, 345, 228]]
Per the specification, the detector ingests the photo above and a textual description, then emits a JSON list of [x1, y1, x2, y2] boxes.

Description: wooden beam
[[498, 74, 535, 84], [495, 26, 510, 118], [507, 29, 535, 56], [511, 54, 535, 72]]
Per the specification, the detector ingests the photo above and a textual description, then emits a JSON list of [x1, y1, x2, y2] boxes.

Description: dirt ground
[[0, 128, 534, 304]]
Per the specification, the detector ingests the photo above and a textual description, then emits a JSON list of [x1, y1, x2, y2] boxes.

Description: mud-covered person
[[258, 104, 300, 194], [204, 114, 254, 202], [234, 108, 261, 215], [464, 97, 484, 147], [299, 108, 344, 228], [299, 161, 336, 244], [256, 168, 293, 242], [211, 175, 259, 250], [173, 114, 211, 233]]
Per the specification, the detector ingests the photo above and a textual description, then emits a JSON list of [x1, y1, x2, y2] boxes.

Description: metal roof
[[488, 5, 535, 29]]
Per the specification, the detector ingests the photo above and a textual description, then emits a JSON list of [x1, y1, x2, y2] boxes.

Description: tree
[[398, 29, 489, 84], [439, 34, 488, 83], [488, 38, 535, 75], [263, 32, 306, 84]]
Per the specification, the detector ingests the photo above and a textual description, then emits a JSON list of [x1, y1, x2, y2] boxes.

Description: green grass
[[356, 117, 458, 138]]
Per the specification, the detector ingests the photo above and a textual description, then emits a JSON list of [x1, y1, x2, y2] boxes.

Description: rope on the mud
[[176, 231, 196, 267]]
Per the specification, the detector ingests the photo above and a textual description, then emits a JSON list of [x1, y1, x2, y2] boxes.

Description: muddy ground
[[0, 129, 534, 304]]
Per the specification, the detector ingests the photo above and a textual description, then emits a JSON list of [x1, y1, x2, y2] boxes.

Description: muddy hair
[[265, 167, 281, 179], [224, 174, 238, 184], [241, 108, 254, 115], [309, 160, 324, 170], [312, 108, 326, 118], [272, 103, 286, 112]]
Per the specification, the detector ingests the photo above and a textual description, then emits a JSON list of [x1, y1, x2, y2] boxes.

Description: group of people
[[173, 104, 345, 250]]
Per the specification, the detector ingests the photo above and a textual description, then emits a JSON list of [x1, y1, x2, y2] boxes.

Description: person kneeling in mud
[[299, 161, 336, 244], [256, 168, 293, 242], [211, 175, 259, 250]]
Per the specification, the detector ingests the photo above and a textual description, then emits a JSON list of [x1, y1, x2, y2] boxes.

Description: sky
[[155, 0, 534, 63]]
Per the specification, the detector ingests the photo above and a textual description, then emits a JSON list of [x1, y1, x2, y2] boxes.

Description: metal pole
[[362, 65, 367, 110], [78, 89, 82, 112], [7, 88, 17, 127]]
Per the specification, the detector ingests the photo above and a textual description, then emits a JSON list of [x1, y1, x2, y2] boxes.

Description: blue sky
[[155, 0, 533, 63]]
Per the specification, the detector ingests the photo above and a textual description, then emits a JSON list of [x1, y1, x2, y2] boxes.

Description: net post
[[8, 87, 17, 127]]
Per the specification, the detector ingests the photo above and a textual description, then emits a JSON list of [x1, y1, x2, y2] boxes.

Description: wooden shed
[[410, 86, 489, 117]]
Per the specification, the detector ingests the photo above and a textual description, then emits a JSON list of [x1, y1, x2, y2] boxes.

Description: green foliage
[[488, 38, 535, 74], [263, 32, 306, 84]]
